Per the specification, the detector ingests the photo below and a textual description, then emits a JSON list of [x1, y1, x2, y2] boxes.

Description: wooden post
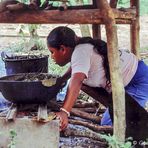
[[130, 0, 140, 58], [99, 0, 126, 142], [110, 0, 118, 8], [92, 0, 101, 39], [92, 24, 101, 39]]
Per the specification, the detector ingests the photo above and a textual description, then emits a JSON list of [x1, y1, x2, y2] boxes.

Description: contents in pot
[[41, 78, 57, 87], [1, 73, 58, 84]]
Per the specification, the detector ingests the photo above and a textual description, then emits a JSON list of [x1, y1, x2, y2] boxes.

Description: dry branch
[[69, 119, 113, 134], [71, 108, 101, 123], [62, 126, 106, 143], [73, 107, 96, 113], [6, 3, 28, 11], [0, 0, 19, 12], [74, 102, 98, 108], [60, 137, 107, 148]]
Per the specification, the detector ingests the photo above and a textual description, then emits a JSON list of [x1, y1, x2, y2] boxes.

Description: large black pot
[[1, 53, 49, 75], [0, 73, 64, 104]]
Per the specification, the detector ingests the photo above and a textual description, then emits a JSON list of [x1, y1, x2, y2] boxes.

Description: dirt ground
[[0, 16, 148, 50]]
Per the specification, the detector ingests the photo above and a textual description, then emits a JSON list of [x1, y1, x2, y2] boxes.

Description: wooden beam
[[130, 0, 140, 58], [0, 8, 136, 24], [99, 0, 126, 143], [81, 85, 110, 107]]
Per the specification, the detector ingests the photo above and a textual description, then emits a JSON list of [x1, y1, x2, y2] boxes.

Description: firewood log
[[69, 119, 113, 134], [61, 126, 106, 142], [0, 0, 19, 12], [6, 3, 28, 11], [71, 108, 101, 124]]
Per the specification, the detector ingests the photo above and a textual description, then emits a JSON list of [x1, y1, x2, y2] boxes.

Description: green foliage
[[117, 0, 148, 15], [48, 58, 69, 75], [118, 0, 129, 5], [78, 91, 90, 101], [140, 46, 148, 51], [6, 24, 46, 53], [117, 0, 130, 8], [5, 38, 46, 53], [7, 129, 17, 148], [141, 139, 148, 147], [6, 40, 26, 53], [100, 134, 132, 148], [140, 0, 148, 15]]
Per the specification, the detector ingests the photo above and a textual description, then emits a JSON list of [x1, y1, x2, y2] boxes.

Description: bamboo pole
[[130, 0, 140, 58], [99, 0, 126, 143]]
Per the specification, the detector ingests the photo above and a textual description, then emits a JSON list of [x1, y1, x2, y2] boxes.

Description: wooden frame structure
[[0, 0, 140, 142]]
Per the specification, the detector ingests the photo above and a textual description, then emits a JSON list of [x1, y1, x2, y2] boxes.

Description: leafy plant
[[7, 129, 17, 148], [14, 24, 46, 52], [100, 134, 132, 148]]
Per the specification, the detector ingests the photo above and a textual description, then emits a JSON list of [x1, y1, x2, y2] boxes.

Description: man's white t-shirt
[[71, 43, 138, 92]]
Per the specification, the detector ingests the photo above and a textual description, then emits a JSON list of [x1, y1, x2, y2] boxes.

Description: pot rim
[[3, 55, 49, 62]]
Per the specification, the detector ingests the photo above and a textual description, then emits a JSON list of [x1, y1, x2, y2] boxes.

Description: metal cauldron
[[0, 73, 65, 104], [1, 52, 49, 75]]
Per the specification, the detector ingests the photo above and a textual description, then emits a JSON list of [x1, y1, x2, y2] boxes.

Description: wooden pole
[[78, 0, 91, 37], [92, 24, 101, 39], [110, 0, 118, 8], [130, 0, 140, 58], [99, 0, 126, 142], [92, 0, 101, 39]]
